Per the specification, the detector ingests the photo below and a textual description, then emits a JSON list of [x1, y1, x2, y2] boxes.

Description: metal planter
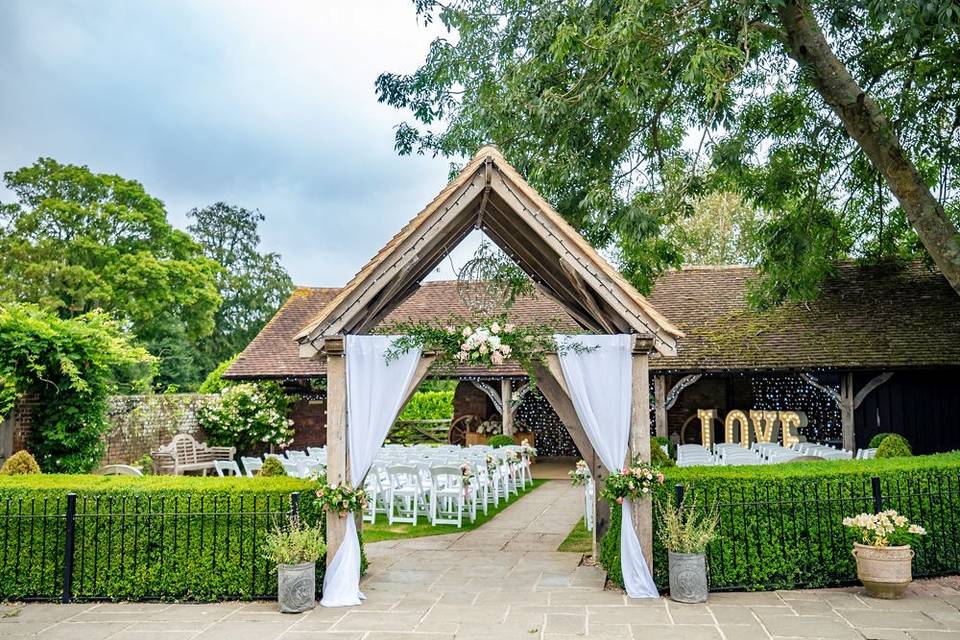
[[668, 551, 708, 604], [277, 562, 317, 613]]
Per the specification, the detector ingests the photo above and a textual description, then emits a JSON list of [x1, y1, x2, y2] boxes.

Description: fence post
[[871, 476, 883, 514], [290, 492, 300, 520], [62, 493, 76, 604], [675, 483, 685, 507]]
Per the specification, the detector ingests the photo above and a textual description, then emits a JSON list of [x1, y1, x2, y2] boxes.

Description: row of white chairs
[[677, 441, 858, 467]]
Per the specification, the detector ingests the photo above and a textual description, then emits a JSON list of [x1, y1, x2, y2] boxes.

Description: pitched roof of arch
[[294, 146, 683, 357]]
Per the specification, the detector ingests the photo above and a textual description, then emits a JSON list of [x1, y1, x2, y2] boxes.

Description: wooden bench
[[151, 433, 236, 475]]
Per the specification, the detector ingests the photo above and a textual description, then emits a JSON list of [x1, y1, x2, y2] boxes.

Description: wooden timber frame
[[297, 147, 683, 576]]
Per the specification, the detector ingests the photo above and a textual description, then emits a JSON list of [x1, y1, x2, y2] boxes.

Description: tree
[[376, 0, 960, 302], [186, 203, 293, 376], [0, 303, 154, 472], [667, 193, 763, 265], [0, 158, 221, 387]]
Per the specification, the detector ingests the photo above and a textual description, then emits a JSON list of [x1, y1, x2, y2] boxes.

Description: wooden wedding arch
[[295, 146, 684, 571]]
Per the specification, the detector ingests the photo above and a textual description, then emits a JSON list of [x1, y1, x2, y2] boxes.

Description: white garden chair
[[240, 456, 262, 477], [213, 460, 241, 477], [429, 465, 474, 527], [386, 464, 422, 525]]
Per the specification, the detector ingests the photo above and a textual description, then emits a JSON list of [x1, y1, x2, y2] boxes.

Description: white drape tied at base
[[320, 335, 423, 607], [554, 334, 658, 599]]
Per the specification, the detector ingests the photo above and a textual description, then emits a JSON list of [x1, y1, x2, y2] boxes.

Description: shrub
[[657, 493, 718, 554], [876, 433, 912, 458], [869, 432, 895, 449], [0, 304, 154, 472], [599, 452, 960, 592], [0, 474, 365, 601], [487, 435, 515, 448], [397, 390, 454, 421], [651, 443, 675, 468], [264, 516, 325, 565], [258, 457, 288, 477], [198, 382, 295, 453], [198, 357, 236, 393], [0, 451, 41, 475], [652, 435, 675, 459]]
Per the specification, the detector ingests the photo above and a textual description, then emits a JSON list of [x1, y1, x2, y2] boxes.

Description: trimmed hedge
[[600, 452, 960, 592], [0, 475, 364, 601]]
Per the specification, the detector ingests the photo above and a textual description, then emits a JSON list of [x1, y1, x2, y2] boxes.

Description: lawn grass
[[363, 479, 547, 542], [557, 516, 593, 553]]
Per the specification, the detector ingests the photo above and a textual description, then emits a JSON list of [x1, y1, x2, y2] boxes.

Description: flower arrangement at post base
[[519, 438, 537, 459], [601, 459, 665, 504], [315, 473, 369, 516], [843, 510, 927, 547], [569, 459, 591, 486]]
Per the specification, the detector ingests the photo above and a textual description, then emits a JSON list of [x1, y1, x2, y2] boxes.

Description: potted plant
[[843, 509, 927, 599], [264, 515, 325, 613], [657, 494, 718, 604]]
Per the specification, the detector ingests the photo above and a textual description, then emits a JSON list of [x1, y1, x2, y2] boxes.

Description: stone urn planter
[[668, 551, 709, 604], [852, 543, 914, 599], [277, 561, 317, 613]]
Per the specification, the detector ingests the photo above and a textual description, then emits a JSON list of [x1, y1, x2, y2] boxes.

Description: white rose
[[462, 326, 473, 337], [490, 322, 501, 334], [500, 344, 512, 356], [478, 344, 489, 355], [488, 336, 501, 349], [491, 352, 504, 365]]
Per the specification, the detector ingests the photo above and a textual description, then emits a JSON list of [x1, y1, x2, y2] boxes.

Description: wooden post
[[653, 374, 668, 438], [630, 338, 654, 572], [840, 372, 855, 451], [322, 337, 348, 567], [501, 378, 514, 436]]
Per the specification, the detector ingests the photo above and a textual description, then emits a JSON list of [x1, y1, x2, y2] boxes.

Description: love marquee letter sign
[[698, 409, 807, 448]]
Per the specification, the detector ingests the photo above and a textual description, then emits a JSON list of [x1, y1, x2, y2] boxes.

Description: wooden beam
[[559, 256, 618, 334], [536, 358, 611, 541], [321, 336, 348, 568], [501, 378, 514, 436], [853, 372, 893, 410], [840, 372, 855, 451], [630, 347, 654, 572], [653, 374, 668, 438]]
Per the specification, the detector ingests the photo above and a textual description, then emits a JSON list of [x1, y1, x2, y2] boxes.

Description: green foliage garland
[[0, 304, 154, 472]]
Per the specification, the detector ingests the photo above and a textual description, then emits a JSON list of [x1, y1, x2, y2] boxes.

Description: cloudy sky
[[0, 1, 483, 286]]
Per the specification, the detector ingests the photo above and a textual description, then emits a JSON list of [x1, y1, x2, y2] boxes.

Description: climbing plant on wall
[[0, 304, 155, 472]]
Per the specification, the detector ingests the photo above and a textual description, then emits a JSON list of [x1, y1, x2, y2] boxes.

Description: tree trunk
[[776, 0, 960, 296]]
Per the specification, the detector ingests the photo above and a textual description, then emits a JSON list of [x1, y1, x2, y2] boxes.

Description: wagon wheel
[[449, 415, 479, 446]]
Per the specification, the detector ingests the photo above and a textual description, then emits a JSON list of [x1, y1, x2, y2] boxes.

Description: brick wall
[[103, 394, 219, 465], [288, 396, 328, 449]]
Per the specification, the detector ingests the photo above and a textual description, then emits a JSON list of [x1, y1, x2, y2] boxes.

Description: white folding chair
[[386, 464, 422, 525], [214, 459, 241, 477], [429, 465, 474, 527], [240, 456, 262, 477]]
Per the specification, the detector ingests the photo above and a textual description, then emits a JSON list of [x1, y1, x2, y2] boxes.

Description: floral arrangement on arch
[[383, 315, 559, 377], [315, 474, 369, 516], [843, 510, 927, 547], [601, 458, 665, 504], [569, 459, 591, 486]]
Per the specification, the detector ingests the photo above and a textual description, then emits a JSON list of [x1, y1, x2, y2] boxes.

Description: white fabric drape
[[554, 334, 658, 598], [320, 335, 423, 607]]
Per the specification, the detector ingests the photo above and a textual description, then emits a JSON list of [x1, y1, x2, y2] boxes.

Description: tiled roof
[[224, 261, 960, 379]]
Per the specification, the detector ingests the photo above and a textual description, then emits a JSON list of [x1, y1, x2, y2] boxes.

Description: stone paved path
[[5, 481, 960, 640]]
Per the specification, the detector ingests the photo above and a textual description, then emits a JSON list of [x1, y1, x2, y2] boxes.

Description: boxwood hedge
[[600, 452, 960, 592], [0, 475, 364, 602]]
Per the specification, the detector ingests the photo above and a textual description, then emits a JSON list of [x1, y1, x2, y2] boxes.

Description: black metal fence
[[667, 472, 960, 591], [0, 492, 301, 602]]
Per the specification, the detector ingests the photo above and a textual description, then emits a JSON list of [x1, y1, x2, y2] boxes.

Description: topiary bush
[[257, 456, 288, 477], [487, 434, 515, 448], [599, 452, 960, 592], [652, 435, 675, 459], [0, 451, 41, 475], [869, 432, 895, 449], [650, 443, 675, 468], [876, 433, 912, 458], [0, 474, 366, 601]]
